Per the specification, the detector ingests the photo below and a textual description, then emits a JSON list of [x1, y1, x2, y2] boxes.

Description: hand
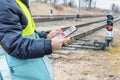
[[51, 37, 64, 50], [51, 37, 73, 50], [47, 29, 64, 39]]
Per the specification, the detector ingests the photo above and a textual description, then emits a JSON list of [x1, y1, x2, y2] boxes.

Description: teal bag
[[6, 33, 54, 80]]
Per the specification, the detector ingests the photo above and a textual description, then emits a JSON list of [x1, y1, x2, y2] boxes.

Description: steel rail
[[51, 17, 120, 57], [42, 19, 106, 33], [72, 18, 120, 40], [58, 18, 120, 51], [33, 15, 106, 22]]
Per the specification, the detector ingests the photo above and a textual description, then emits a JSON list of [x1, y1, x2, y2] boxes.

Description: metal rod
[[78, 0, 81, 15]]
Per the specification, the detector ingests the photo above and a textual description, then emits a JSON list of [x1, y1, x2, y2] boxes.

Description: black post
[[105, 15, 114, 47]]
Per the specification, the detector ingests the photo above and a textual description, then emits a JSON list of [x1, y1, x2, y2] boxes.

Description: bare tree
[[37, 0, 52, 3], [48, 0, 52, 3], [68, 0, 75, 7], [63, 0, 68, 6], [88, 0, 92, 9], [111, 3, 115, 11], [53, 0, 58, 5], [111, 3, 120, 14], [93, 0, 96, 9], [36, 0, 43, 3], [82, 0, 94, 9]]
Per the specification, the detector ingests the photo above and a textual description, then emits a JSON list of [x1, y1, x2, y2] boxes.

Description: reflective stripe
[[43, 56, 54, 80], [0, 49, 12, 80], [35, 33, 54, 80], [16, 0, 36, 36], [0, 48, 5, 56]]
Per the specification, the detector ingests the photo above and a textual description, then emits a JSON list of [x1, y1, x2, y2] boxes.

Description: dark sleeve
[[35, 31, 48, 39], [0, 7, 52, 59]]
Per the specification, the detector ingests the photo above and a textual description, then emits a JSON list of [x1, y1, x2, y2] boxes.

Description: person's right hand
[[51, 36, 64, 50], [47, 29, 64, 39]]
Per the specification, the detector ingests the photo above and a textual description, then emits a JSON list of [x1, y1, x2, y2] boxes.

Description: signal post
[[105, 15, 114, 47]]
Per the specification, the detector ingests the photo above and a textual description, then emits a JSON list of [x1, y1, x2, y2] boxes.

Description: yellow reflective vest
[[16, 0, 36, 36]]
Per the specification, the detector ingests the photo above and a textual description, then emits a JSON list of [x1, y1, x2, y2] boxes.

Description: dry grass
[[29, 2, 107, 16], [29, 2, 120, 79], [52, 5, 63, 10], [107, 24, 120, 54], [108, 47, 120, 53]]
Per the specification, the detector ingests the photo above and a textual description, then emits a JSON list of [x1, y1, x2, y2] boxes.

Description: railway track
[[62, 18, 120, 49], [33, 15, 106, 22], [34, 15, 119, 58], [36, 16, 108, 32], [48, 17, 120, 59], [48, 17, 120, 57]]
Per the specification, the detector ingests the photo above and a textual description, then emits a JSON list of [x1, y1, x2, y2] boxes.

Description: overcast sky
[[96, 0, 120, 9], [30, 0, 120, 9], [73, 0, 120, 9]]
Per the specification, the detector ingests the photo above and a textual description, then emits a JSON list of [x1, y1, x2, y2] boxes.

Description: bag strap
[[0, 55, 12, 80]]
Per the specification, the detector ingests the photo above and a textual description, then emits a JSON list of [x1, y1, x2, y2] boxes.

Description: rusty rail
[[33, 15, 106, 22], [72, 18, 120, 39]]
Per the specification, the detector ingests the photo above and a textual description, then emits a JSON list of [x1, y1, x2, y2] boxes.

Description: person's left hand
[[47, 29, 64, 39]]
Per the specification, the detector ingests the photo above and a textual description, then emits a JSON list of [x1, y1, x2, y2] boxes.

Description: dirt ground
[[52, 22, 120, 80], [29, 3, 120, 80]]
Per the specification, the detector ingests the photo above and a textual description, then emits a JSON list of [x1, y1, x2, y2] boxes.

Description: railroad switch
[[63, 39, 107, 51], [94, 40, 107, 50]]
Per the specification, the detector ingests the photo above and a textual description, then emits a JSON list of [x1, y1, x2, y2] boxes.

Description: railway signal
[[105, 14, 114, 47], [77, 0, 81, 18], [49, 9, 54, 17]]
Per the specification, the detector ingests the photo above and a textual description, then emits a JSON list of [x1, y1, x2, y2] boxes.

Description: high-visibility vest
[[0, 0, 36, 48], [16, 0, 36, 36]]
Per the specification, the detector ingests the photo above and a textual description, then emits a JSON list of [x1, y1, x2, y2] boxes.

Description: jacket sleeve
[[35, 31, 48, 39], [0, 6, 52, 59]]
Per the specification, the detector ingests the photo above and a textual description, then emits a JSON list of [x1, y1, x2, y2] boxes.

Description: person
[[0, 0, 67, 80]]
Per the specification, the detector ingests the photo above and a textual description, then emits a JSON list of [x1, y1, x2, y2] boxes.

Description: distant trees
[[68, 0, 75, 7], [111, 3, 120, 13], [35, 0, 98, 9], [111, 3, 115, 11], [36, 0, 54, 4], [88, 0, 92, 9], [53, 0, 58, 4], [37, 0, 42, 3], [61, 0, 75, 7], [36, 0, 74, 6], [63, 0, 67, 6], [81, 0, 96, 9], [93, 0, 96, 9]]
